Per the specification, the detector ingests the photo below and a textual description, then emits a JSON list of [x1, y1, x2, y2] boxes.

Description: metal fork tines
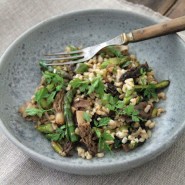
[[42, 34, 125, 65]]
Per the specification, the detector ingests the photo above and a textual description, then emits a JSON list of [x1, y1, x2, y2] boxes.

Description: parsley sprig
[[69, 77, 105, 97], [118, 105, 141, 122], [25, 107, 53, 118], [26, 71, 65, 117], [101, 94, 141, 122], [143, 84, 158, 99], [46, 125, 67, 141], [83, 112, 91, 122], [94, 128, 114, 152], [94, 117, 111, 127]]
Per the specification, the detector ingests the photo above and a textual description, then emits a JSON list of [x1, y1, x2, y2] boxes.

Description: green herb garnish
[[94, 128, 114, 152], [83, 112, 91, 122], [25, 108, 51, 118], [119, 105, 141, 122], [46, 125, 67, 141], [143, 84, 158, 99], [88, 77, 105, 97], [94, 117, 111, 127]]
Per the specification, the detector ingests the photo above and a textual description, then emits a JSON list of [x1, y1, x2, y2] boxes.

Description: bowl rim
[[0, 8, 185, 174]]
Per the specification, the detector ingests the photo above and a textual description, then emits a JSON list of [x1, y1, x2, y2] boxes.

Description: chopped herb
[[144, 84, 158, 99], [94, 117, 111, 127], [114, 138, 122, 149], [120, 105, 141, 122], [35, 87, 48, 105], [88, 77, 105, 97], [70, 78, 89, 92], [87, 78, 100, 94], [94, 128, 114, 152], [46, 125, 66, 141], [26, 108, 47, 118], [70, 77, 105, 96], [107, 46, 123, 58], [47, 91, 57, 105], [43, 71, 64, 86], [83, 112, 91, 122], [102, 94, 119, 111]]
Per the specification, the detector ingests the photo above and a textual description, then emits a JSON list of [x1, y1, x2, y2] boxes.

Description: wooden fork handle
[[131, 16, 185, 42]]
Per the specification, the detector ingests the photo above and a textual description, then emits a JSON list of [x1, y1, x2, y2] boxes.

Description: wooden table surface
[[128, 0, 185, 18]]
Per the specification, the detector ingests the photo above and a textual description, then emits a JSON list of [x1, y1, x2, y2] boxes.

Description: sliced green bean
[[36, 123, 54, 133]]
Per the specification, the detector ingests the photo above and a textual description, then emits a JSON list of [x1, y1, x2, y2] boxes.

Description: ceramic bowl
[[0, 9, 185, 175]]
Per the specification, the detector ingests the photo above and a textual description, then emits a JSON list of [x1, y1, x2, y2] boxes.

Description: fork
[[43, 15, 185, 66]]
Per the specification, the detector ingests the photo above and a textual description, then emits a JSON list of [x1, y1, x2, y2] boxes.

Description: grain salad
[[19, 45, 170, 159]]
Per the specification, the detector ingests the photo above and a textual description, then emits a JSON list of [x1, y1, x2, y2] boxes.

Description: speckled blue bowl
[[0, 9, 185, 175]]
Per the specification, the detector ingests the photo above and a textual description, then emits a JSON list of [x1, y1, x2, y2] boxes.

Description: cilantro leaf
[[83, 112, 91, 122]]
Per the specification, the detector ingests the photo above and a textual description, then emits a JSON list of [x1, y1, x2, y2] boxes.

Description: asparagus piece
[[39, 61, 72, 79], [151, 108, 158, 118], [101, 57, 128, 69], [51, 141, 66, 157], [64, 89, 79, 142], [36, 123, 54, 133], [123, 89, 134, 105], [134, 80, 170, 90]]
